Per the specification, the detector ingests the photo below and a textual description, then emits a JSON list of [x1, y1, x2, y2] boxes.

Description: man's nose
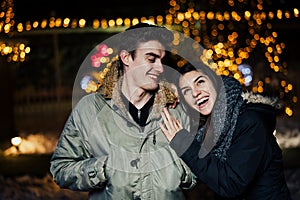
[[155, 60, 164, 73]]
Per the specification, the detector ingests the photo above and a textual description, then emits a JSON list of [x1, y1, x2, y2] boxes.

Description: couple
[[50, 23, 291, 199]]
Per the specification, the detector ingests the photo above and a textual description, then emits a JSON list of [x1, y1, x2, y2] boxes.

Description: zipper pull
[[153, 133, 156, 145], [138, 109, 141, 124], [138, 109, 141, 119]]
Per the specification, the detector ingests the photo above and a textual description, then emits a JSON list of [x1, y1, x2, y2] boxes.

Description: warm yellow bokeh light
[[11, 136, 22, 147]]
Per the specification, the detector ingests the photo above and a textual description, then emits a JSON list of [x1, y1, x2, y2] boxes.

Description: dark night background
[[0, 0, 299, 141], [13, 0, 170, 20], [13, 0, 300, 123], [0, 1, 300, 199]]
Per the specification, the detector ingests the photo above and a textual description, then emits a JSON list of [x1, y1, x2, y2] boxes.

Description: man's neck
[[121, 81, 154, 110]]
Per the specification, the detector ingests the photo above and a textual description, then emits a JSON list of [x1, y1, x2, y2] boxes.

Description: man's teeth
[[149, 75, 158, 79], [197, 97, 208, 105]]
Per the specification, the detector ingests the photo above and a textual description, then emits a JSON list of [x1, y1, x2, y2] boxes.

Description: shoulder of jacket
[[74, 92, 110, 112], [238, 93, 278, 130]]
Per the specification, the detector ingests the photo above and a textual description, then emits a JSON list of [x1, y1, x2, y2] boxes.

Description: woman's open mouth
[[196, 97, 209, 108]]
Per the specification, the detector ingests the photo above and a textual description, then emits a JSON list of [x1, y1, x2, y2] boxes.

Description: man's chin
[[143, 83, 159, 91]]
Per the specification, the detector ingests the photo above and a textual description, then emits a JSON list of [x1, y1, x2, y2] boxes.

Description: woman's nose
[[192, 86, 201, 97]]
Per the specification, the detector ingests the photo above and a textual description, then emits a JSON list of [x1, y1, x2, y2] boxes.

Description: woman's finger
[[159, 122, 172, 141], [163, 107, 173, 122], [161, 109, 173, 132], [176, 119, 183, 130], [160, 107, 183, 141], [162, 107, 177, 130]]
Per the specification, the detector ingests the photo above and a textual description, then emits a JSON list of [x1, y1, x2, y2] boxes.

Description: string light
[[0, 0, 298, 116], [167, 0, 298, 117], [0, 0, 30, 62]]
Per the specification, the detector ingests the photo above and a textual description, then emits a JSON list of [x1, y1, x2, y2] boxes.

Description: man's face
[[125, 40, 166, 91]]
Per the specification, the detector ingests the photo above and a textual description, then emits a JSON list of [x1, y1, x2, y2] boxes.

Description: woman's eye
[[182, 89, 191, 96], [197, 79, 205, 85]]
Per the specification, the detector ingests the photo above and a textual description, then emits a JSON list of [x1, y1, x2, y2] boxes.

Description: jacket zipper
[[138, 109, 141, 125]]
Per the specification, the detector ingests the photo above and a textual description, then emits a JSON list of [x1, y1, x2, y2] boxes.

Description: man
[[50, 23, 196, 200]]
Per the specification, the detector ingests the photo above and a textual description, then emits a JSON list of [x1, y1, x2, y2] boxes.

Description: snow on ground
[[0, 174, 88, 200], [275, 129, 300, 149]]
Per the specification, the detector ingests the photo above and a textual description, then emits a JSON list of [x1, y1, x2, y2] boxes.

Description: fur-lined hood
[[108, 77, 177, 118], [241, 91, 282, 110]]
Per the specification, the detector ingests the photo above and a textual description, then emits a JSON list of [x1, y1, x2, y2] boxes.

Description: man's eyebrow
[[145, 52, 160, 58]]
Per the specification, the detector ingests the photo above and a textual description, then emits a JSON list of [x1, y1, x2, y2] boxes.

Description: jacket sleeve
[[50, 95, 108, 191], [172, 111, 273, 198], [177, 155, 197, 190]]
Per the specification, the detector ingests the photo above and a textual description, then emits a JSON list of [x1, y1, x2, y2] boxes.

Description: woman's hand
[[160, 107, 183, 141]]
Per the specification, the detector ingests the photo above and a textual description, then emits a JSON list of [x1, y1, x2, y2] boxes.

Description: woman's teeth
[[197, 97, 208, 106]]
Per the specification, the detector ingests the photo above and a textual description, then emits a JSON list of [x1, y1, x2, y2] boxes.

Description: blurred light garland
[[0, 0, 299, 116], [0, 0, 30, 62], [166, 0, 299, 117]]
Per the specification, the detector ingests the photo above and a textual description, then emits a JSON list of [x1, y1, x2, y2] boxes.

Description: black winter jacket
[[171, 102, 292, 200]]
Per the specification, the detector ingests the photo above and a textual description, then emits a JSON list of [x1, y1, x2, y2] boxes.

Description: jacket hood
[[241, 92, 282, 118], [110, 77, 178, 118], [242, 91, 281, 109]]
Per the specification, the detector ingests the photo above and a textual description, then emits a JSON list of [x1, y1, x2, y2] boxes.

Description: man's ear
[[119, 50, 130, 66]]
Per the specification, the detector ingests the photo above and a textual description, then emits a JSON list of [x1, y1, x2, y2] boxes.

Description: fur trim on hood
[[110, 77, 178, 118], [241, 92, 282, 109]]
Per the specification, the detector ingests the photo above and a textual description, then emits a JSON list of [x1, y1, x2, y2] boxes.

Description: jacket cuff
[[170, 129, 195, 157], [86, 156, 108, 188]]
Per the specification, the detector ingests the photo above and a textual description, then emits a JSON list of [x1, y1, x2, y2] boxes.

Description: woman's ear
[[119, 50, 130, 66]]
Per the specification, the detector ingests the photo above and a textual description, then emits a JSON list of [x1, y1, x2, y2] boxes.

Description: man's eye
[[148, 57, 155, 63]]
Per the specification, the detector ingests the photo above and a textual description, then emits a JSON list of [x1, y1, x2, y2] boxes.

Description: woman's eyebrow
[[193, 75, 204, 84]]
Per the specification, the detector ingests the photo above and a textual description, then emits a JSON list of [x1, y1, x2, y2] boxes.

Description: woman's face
[[179, 70, 217, 116]]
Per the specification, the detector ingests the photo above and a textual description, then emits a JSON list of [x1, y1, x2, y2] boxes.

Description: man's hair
[[117, 23, 174, 75]]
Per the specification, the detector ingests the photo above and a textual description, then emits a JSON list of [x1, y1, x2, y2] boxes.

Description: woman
[[160, 61, 292, 199]]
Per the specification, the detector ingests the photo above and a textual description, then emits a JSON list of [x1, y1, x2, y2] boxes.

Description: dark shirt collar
[[121, 92, 155, 127]]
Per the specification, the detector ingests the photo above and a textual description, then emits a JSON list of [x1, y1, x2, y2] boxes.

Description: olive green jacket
[[50, 83, 196, 200]]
